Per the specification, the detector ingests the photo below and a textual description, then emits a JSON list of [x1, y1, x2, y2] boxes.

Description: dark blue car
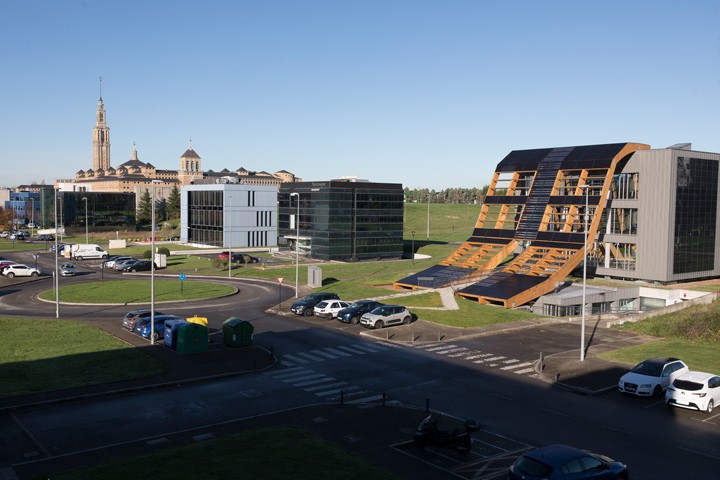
[[134, 315, 184, 341], [336, 300, 384, 324], [508, 444, 629, 479]]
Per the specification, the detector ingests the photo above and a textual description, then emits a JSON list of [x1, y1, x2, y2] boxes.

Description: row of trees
[[135, 185, 181, 225], [403, 186, 489, 205]]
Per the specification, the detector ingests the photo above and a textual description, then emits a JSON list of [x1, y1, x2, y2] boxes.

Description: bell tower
[[92, 78, 111, 171]]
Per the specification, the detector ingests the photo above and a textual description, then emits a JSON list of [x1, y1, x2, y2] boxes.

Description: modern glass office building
[[278, 180, 404, 261]]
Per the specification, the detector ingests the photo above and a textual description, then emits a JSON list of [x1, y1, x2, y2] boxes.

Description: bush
[[142, 250, 151, 259], [157, 246, 170, 256]]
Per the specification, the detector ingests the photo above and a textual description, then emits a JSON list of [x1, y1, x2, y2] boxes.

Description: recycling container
[[164, 319, 189, 350], [176, 322, 209, 354], [222, 317, 254, 347]]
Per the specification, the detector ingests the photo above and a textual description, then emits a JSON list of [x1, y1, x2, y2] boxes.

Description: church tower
[[177, 141, 203, 185], [92, 96, 111, 171]]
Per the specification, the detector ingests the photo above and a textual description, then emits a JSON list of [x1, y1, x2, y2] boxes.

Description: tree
[[136, 189, 152, 225], [167, 185, 181, 219], [0, 207, 13, 231]]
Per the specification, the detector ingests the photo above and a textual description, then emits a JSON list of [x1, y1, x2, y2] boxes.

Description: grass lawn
[[0, 318, 165, 397], [36, 279, 237, 303], [49, 425, 397, 480]]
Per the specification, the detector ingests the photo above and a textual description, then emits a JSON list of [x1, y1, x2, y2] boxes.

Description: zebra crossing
[[279, 342, 391, 367], [265, 365, 396, 404], [411, 342, 539, 377]]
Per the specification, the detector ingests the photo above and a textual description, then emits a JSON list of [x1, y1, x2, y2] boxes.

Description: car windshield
[[630, 360, 664, 376], [672, 379, 704, 391], [316, 302, 328, 308]]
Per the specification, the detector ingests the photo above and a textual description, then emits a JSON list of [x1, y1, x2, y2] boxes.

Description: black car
[[337, 300, 384, 324], [123, 260, 157, 272], [290, 292, 340, 316]]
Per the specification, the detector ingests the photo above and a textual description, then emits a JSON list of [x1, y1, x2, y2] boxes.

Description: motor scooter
[[413, 413, 479, 454]]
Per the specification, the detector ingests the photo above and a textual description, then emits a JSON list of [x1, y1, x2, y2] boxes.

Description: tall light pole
[[82, 196, 88, 244], [580, 184, 589, 361], [150, 180, 161, 345], [228, 195, 232, 278], [290, 192, 300, 298], [54, 190, 59, 318], [426, 195, 430, 240]]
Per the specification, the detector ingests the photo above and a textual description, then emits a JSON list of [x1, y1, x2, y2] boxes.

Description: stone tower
[[177, 142, 203, 185], [92, 97, 111, 171]]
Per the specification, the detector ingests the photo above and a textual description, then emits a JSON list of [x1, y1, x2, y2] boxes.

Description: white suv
[[3, 264, 41, 278], [360, 305, 412, 329]]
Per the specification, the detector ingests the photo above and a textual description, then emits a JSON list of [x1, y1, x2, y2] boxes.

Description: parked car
[[2, 264, 41, 278], [666, 371, 720, 413], [291, 292, 340, 316], [102, 255, 134, 269], [123, 260, 157, 272], [0, 260, 17, 273], [508, 444, 629, 479], [123, 260, 156, 272], [360, 305, 412, 329], [134, 314, 184, 341], [217, 251, 259, 263], [313, 300, 350, 319], [122, 309, 165, 331], [60, 262, 77, 276], [618, 357, 689, 397], [112, 257, 139, 270], [37, 233, 55, 241], [50, 243, 67, 254], [337, 300, 385, 324]]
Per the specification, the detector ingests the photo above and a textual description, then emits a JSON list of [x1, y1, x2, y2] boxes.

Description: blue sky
[[2, 0, 719, 190]]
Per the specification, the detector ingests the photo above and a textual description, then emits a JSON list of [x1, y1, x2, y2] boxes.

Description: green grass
[[50, 425, 396, 480], [0, 318, 165, 397], [599, 299, 720, 371], [37, 279, 237, 303]]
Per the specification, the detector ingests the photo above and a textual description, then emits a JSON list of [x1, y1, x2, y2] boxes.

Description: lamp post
[[150, 180, 161, 345], [54, 189, 59, 319], [426, 195, 430, 240], [580, 184, 589, 361], [228, 195, 232, 278], [411, 230, 415, 264], [82, 196, 88, 244], [290, 192, 300, 298]]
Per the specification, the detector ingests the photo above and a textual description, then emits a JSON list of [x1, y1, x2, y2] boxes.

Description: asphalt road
[[1, 247, 719, 479]]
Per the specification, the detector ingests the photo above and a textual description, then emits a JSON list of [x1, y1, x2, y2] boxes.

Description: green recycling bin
[[176, 322, 209, 354], [222, 317, 254, 347]]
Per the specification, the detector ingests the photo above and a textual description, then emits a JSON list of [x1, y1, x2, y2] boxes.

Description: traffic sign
[[278, 277, 284, 283], [179, 273, 186, 281]]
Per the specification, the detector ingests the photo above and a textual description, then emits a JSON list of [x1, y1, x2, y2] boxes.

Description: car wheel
[[76, 256, 83, 260], [304, 309, 313, 317], [131, 268, 137, 272], [153, 332, 160, 342], [374, 320, 384, 329], [402, 316, 411, 325], [652, 385, 662, 398], [31, 272, 38, 277], [6, 272, 14, 278], [351, 316, 359, 325], [706, 400, 714, 413]]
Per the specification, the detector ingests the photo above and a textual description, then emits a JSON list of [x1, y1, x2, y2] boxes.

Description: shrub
[[142, 250, 151, 259], [157, 246, 170, 256]]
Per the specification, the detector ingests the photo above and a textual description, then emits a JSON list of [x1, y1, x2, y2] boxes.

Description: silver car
[[360, 305, 412, 329]]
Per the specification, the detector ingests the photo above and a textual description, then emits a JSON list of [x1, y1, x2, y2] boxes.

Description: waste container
[[186, 315, 208, 327], [222, 317, 254, 347], [176, 322, 209, 354], [164, 319, 189, 350]]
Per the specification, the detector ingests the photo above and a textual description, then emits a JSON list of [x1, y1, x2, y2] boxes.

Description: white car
[[360, 305, 412, 329], [2, 264, 41, 278], [103, 256, 134, 269], [313, 300, 350, 319], [666, 371, 720, 413], [618, 357, 689, 397]]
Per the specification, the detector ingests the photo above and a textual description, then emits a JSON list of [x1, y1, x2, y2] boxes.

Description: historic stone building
[[55, 96, 299, 197]]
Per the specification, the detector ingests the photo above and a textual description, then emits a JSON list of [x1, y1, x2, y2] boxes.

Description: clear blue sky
[[2, 0, 719, 190]]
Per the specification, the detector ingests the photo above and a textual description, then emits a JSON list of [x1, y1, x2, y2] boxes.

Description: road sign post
[[179, 273, 186, 295], [277, 277, 284, 313]]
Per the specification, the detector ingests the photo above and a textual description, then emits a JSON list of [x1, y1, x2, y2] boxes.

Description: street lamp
[[411, 230, 415, 264], [54, 189, 59, 319], [82, 196, 88, 244], [150, 180, 161, 345], [580, 184, 589, 361], [228, 195, 232, 278], [290, 192, 300, 298], [426, 195, 430, 240]]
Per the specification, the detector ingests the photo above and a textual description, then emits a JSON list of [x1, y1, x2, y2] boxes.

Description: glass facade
[[673, 157, 718, 274], [609, 208, 638, 235], [187, 190, 224, 246], [612, 172, 639, 199], [279, 182, 404, 261]]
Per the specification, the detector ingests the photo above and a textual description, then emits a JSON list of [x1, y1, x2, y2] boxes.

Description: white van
[[69, 244, 109, 260]]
